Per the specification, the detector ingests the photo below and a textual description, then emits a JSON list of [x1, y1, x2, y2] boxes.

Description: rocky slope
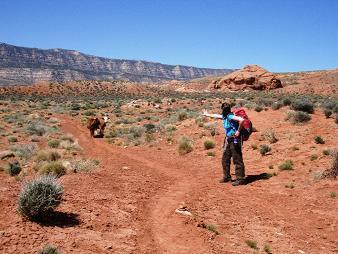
[[0, 43, 233, 86]]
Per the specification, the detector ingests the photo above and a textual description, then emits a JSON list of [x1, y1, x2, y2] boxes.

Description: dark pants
[[222, 140, 245, 180]]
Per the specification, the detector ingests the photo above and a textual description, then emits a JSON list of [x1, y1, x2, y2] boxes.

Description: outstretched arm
[[202, 109, 223, 119]]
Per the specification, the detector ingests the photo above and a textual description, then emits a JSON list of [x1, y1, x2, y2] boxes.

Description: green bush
[[251, 144, 258, 150], [36, 244, 59, 254], [38, 161, 66, 176], [279, 160, 294, 170], [178, 136, 193, 155], [324, 109, 332, 118], [178, 111, 188, 121], [143, 123, 156, 134], [83, 110, 96, 116], [6, 161, 21, 176], [314, 136, 325, 144], [282, 98, 292, 106], [245, 240, 258, 250], [254, 105, 263, 112], [48, 139, 60, 148], [207, 151, 215, 156], [204, 140, 215, 150], [291, 100, 314, 113], [7, 136, 18, 143], [271, 101, 283, 110], [286, 111, 311, 124], [18, 175, 63, 220], [26, 122, 49, 136], [260, 144, 271, 156]]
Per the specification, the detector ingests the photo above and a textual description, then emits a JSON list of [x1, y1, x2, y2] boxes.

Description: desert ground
[[0, 78, 337, 254]]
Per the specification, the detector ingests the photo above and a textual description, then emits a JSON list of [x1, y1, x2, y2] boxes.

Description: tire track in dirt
[[58, 115, 211, 253]]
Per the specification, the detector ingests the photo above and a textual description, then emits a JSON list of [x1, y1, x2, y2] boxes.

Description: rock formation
[[0, 43, 233, 86], [210, 65, 282, 91]]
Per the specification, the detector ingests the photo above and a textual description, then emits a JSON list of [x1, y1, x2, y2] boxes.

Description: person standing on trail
[[203, 102, 246, 186]]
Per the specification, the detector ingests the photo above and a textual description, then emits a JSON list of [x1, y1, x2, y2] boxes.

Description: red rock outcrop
[[210, 65, 282, 91]]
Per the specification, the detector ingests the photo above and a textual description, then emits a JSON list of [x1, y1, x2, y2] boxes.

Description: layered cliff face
[[0, 43, 233, 85]]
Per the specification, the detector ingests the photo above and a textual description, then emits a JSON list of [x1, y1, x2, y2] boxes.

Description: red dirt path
[[0, 113, 337, 253]]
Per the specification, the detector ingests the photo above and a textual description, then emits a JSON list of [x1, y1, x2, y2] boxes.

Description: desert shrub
[[178, 136, 193, 155], [245, 239, 258, 250], [61, 134, 75, 143], [177, 111, 188, 121], [291, 100, 314, 113], [323, 149, 331, 156], [286, 111, 311, 124], [279, 160, 294, 170], [83, 110, 96, 116], [36, 244, 59, 254], [48, 139, 60, 148], [254, 105, 263, 112], [6, 161, 21, 176], [324, 109, 332, 118], [285, 183, 295, 189], [207, 151, 215, 156], [264, 244, 272, 253], [69, 159, 99, 173], [18, 175, 63, 220], [272, 101, 283, 110], [204, 140, 215, 150], [143, 123, 156, 134], [260, 144, 271, 156], [70, 103, 81, 110], [7, 136, 18, 143], [262, 129, 278, 143], [36, 151, 61, 162], [128, 126, 145, 138], [203, 122, 218, 136], [282, 98, 292, 106], [320, 149, 337, 179], [10, 143, 37, 160], [165, 124, 176, 132], [331, 192, 337, 198], [310, 155, 318, 161], [314, 136, 325, 144], [251, 144, 258, 150], [27, 122, 49, 136], [38, 161, 66, 176]]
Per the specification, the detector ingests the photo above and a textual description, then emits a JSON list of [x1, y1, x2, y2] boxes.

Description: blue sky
[[0, 0, 337, 72]]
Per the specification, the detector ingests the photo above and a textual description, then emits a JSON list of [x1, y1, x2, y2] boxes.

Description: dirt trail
[[58, 115, 211, 253]]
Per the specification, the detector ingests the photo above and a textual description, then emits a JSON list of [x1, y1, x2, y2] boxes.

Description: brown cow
[[87, 116, 108, 138]]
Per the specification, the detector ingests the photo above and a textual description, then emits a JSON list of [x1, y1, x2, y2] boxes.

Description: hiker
[[202, 103, 247, 186]]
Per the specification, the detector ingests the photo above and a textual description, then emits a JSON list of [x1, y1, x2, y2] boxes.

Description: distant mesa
[[0, 42, 233, 86], [210, 64, 283, 91]]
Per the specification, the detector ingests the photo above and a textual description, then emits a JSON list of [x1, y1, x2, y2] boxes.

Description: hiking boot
[[232, 179, 246, 186], [219, 177, 232, 183]]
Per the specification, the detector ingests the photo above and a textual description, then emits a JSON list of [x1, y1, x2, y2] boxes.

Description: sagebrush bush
[[262, 129, 278, 143], [177, 111, 188, 121], [204, 140, 215, 150], [48, 139, 60, 148], [10, 143, 37, 160], [260, 144, 271, 156], [38, 161, 66, 176], [314, 136, 325, 144], [282, 98, 292, 106], [18, 175, 63, 220], [291, 100, 314, 113], [272, 101, 283, 110], [279, 160, 294, 170], [36, 244, 59, 254], [286, 111, 311, 124], [36, 150, 61, 162], [7, 136, 18, 143], [26, 122, 49, 136], [178, 136, 193, 155], [6, 161, 21, 176], [324, 109, 332, 118], [254, 105, 263, 112]]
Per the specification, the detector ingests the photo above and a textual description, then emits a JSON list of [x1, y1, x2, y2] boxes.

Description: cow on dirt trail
[[87, 116, 108, 138]]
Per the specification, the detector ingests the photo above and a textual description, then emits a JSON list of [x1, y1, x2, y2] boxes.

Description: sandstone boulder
[[210, 65, 282, 91]]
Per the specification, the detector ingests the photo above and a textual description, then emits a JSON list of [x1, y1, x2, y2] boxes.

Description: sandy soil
[[0, 108, 337, 253]]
